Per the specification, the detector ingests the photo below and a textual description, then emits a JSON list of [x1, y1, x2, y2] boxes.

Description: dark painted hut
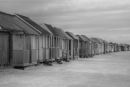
[[66, 32, 79, 59], [81, 35, 92, 57], [65, 32, 73, 60], [76, 35, 87, 58]]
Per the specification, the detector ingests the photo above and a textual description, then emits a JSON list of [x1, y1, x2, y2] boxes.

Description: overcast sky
[[0, 0, 130, 43]]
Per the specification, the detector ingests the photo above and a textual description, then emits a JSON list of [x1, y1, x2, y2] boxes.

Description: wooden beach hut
[[98, 38, 106, 54], [81, 35, 93, 57], [109, 42, 115, 53], [103, 41, 110, 54], [45, 24, 71, 63], [90, 38, 100, 55], [76, 35, 87, 58], [15, 14, 54, 65], [65, 32, 73, 60], [112, 43, 118, 52], [0, 11, 24, 67], [90, 38, 105, 55], [45, 24, 62, 63], [66, 32, 79, 59], [0, 11, 40, 68], [89, 39, 95, 56], [13, 14, 41, 68]]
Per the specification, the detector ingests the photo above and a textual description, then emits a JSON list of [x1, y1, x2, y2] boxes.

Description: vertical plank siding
[[45, 35, 50, 60], [0, 32, 9, 67], [30, 35, 38, 64], [12, 34, 29, 67]]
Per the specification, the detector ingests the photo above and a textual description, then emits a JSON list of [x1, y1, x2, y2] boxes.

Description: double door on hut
[[0, 32, 10, 67]]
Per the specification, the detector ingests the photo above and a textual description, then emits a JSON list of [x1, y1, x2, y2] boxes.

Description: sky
[[0, 0, 130, 44]]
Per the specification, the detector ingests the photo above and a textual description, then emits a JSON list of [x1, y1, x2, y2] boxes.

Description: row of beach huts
[[0, 11, 130, 69]]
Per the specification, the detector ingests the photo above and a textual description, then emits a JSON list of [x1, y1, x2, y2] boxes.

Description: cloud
[[0, 0, 130, 43]]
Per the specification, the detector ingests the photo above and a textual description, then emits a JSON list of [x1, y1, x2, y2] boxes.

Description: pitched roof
[[81, 35, 90, 41], [13, 16, 40, 35], [76, 35, 86, 41], [53, 27, 72, 39], [0, 11, 23, 32], [40, 24, 53, 35], [91, 38, 105, 44], [66, 32, 79, 40], [45, 24, 71, 39], [16, 14, 51, 35], [65, 32, 73, 40]]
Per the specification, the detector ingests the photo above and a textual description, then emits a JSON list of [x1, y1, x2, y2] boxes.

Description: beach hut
[[128, 45, 130, 51], [66, 32, 79, 59], [91, 38, 106, 55], [98, 39, 106, 54], [125, 44, 130, 51], [109, 42, 115, 53], [45, 24, 62, 63], [65, 32, 73, 60], [120, 44, 129, 51], [76, 35, 87, 58], [45, 24, 71, 63], [104, 41, 109, 54], [0, 11, 40, 68], [112, 43, 118, 52], [15, 14, 53, 65], [90, 38, 100, 55], [81, 35, 92, 57], [13, 15, 41, 68], [0, 11, 23, 67], [119, 44, 125, 51], [89, 39, 95, 56]]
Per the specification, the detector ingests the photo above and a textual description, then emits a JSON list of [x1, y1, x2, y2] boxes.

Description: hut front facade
[[81, 35, 92, 57], [91, 38, 100, 55], [76, 35, 87, 58], [66, 32, 79, 59]]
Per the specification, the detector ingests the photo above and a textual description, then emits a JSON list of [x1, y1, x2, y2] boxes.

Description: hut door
[[0, 33, 9, 67]]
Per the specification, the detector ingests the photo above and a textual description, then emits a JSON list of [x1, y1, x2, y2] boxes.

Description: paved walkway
[[0, 52, 130, 87]]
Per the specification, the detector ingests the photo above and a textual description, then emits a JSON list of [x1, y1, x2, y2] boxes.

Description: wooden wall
[[12, 34, 30, 67], [0, 32, 9, 67]]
